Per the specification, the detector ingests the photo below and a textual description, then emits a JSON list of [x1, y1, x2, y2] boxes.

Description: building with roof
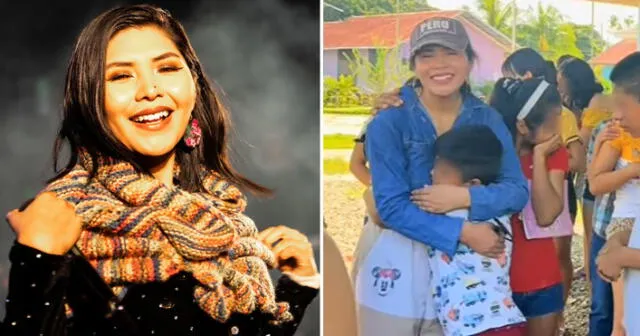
[[592, 38, 637, 67], [323, 10, 514, 90]]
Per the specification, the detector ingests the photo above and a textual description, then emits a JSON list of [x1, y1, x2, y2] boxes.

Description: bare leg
[[526, 312, 561, 336], [553, 235, 572, 335], [612, 277, 625, 335], [582, 201, 594, 287]]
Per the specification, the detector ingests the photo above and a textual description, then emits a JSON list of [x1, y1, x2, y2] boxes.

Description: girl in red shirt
[[489, 78, 567, 336]]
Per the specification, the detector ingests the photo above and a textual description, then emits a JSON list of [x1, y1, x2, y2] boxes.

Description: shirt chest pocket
[[404, 139, 433, 188]]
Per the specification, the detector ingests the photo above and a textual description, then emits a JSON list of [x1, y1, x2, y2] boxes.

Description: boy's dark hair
[[610, 52, 640, 101], [434, 125, 503, 185], [489, 77, 562, 140]]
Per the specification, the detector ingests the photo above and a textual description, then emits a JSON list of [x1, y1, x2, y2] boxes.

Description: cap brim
[[411, 39, 467, 55]]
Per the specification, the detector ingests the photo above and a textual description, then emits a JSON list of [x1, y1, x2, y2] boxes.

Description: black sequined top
[[1, 243, 318, 336]]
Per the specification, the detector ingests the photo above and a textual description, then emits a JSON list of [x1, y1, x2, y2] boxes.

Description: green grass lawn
[[323, 158, 350, 175], [323, 134, 356, 150], [323, 106, 370, 115]]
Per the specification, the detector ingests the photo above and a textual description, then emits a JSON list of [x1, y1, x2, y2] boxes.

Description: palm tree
[[475, 0, 513, 35], [609, 15, 621, 31], [515, 4, 583, 60], [623, 15, 636, 29]]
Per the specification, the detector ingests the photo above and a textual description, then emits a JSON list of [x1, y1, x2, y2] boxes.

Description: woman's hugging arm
[[467, 112, 529, 220]]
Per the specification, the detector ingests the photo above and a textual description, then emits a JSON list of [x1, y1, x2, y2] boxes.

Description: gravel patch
[[324, 178, 590, 336]]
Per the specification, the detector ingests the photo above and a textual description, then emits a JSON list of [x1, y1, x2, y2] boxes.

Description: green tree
[[515, 3, 585, 61], [346, 46, 412, 95], [573, 24, 606, 60], [609, 15, 621, 31], [475, 0, 513, 35], [323, 75, 362, 107], [624, 15, 636, 29], [608, 14, 636, 31], [324, 0, 432, 21]]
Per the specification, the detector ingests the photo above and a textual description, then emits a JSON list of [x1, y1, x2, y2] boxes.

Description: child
[[365, 125, 526, 336], [429, 125, 526, 336], [589, 51, 640, 336], [502, 50, 585, 320], [490, 77, 568, 336], [585, 120, 619, 336], [557, 58, 612, 285]]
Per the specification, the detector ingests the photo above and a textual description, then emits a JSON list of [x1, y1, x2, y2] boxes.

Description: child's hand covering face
[[533, 134, 563, 157]]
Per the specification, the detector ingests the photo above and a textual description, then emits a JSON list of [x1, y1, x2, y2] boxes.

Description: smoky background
[[0, 0, 320, 334]]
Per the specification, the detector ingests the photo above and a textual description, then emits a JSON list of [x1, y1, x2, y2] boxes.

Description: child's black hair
[[557, 54, 576, 67], [434, 125, 503, 185], [544, 60, 558, 85], [502, 48, 556, 84], [558, 58, 604, 111], [610, 52, 640, 102], [489, 77, 562, 141]]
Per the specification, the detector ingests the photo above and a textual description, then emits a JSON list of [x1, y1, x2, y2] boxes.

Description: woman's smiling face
[[104, 25, 197, 158], [413, 45, 471, 97]]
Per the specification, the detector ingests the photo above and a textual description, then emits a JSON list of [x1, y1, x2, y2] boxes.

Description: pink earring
[[183, 118, 202, 148]]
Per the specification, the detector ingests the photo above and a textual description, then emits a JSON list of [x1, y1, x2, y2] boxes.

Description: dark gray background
[[0, 0, 320, 334]]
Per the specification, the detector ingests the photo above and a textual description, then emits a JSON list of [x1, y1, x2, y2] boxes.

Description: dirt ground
[[324, 177, 591, 335]]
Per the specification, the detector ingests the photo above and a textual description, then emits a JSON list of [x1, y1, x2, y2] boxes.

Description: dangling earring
[[183, 118, 202, 148]]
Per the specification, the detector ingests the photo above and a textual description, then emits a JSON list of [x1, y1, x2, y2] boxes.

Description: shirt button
[[230, 326, 240, 335]]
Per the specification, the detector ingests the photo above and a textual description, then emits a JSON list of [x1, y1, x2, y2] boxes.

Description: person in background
[[323, 230, 359, 336], [581, 119, 619, 336], [350, 116, 372, 186], [489, 77, 567, 336], [557, 55, 576, 69], [590, 52, 640, 336], [557, 57, 611, 288], [501, 50, 585, 325]]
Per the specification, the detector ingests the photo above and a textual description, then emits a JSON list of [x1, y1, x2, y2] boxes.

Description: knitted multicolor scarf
[[43, 150, 292, 323]]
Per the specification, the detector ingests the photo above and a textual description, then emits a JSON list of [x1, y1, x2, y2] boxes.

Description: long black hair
[[501, 48, 556, 84], [52, 4, 269, 195], [558, 58, 604, 112], [489, 77, 562, 141]]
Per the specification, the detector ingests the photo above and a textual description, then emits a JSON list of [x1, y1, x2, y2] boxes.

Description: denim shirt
[[365, 86, 529, 257]]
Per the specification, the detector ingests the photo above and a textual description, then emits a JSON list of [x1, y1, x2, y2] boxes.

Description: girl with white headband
[[489, 77, 568, 335]]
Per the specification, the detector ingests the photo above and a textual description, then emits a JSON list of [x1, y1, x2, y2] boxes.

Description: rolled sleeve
[[468, 114, 529, 220], [366, 115, 463, 256]]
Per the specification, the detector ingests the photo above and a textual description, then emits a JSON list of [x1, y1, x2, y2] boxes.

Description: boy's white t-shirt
[[356, 209, 525, 335], [624, 218, 640, 335], [607, 147, 640, 335], [430, 210, 525, 336]]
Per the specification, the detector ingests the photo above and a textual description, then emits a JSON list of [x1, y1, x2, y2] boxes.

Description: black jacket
[[1, 243, 318, 336]]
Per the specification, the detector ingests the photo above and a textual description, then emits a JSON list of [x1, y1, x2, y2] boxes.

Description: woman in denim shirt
[[361, 17, 529, 335]]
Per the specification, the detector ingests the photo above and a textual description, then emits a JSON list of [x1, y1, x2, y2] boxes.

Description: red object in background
[[476, 323, 526, 336]]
